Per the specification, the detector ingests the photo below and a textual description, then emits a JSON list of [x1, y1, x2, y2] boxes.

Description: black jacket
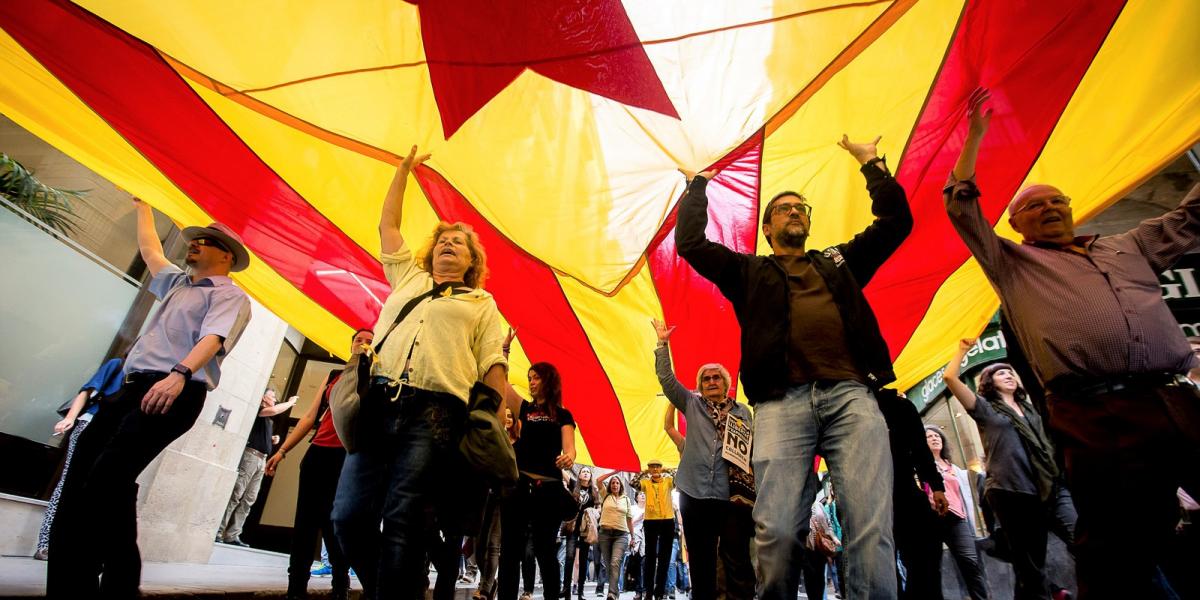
[[675, 163, 911, 404], [876, 388, 943, 508]]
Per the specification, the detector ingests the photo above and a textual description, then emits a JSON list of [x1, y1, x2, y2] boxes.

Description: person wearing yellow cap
[[635, 457, 675, 600], [945, 86, 1200, 598]]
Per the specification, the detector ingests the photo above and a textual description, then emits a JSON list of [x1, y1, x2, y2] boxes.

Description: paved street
[[0, 556, 840, 599]]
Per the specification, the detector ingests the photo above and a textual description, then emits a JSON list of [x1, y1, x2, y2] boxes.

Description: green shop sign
[[905, 322, 1008, 412]]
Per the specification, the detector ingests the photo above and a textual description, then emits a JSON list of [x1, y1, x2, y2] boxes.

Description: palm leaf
[[0, 153, 84, 235]]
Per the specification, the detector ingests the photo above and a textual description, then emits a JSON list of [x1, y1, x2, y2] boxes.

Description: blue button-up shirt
[[125, 265, 251, 390], [655, 345, 753, 501]]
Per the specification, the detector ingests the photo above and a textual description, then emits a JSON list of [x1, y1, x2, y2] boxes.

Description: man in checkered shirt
[[945, 87, 1200, 598]]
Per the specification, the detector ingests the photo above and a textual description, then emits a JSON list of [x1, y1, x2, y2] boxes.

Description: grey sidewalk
[[0, 556, 365, 599]]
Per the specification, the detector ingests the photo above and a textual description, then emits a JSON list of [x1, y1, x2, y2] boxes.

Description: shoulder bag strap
[[372, 280, 469, 354]]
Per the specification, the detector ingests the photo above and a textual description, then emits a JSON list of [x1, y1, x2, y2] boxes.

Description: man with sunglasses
[[676, 133, 912, 600], [946, 87, 1200, 598], [47, 197, 252, 599]]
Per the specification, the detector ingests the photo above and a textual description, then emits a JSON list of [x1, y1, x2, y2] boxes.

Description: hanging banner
[[1160, 252, 1200, 337]]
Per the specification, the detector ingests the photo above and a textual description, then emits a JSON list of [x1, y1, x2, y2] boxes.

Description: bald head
[[1007, 183, 1075, 245]]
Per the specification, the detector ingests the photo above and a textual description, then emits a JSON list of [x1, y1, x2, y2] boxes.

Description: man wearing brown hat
[[47, 197, 253, 598], [945, 87, 1200, 598]]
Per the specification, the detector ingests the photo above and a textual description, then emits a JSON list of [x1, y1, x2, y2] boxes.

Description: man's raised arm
[[944, 87, 1006, 275], [674, 169, 743, 293], [132, 198, 172, 277]]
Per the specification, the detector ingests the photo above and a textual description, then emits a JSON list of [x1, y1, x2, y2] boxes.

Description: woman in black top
[[563, 468, 599, 599], [944, 339, 1076, 600], [498, 362, 577, 600]]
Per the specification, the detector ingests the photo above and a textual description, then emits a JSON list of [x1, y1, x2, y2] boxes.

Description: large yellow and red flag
[[1, 0, 1197, 469]]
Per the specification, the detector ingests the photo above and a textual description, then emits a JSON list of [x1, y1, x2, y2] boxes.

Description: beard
[[776, 225, 808, 248]]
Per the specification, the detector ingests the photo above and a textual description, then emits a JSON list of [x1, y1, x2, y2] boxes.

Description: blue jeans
[[666, 536, 689, 593], [597, 528, 629, 598], [331, 386, 473, 600], [752, 381, 896, 600], [592, 539, 606, 591]]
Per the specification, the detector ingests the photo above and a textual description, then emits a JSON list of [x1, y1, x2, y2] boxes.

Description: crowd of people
[[36, 88, 1200, 600]]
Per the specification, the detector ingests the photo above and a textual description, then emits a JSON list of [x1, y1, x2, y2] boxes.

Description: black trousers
[[800, 545, 830, 600], [894, 492, 942, 600], [642, 518, 675, 598], [46, 373, 207, 599], [678, 494, 755, 600], [938, 512, 989, 600], [498, 477, 562, 600], [986, 487, 1075, 600], [625, 553, 645, 593], [288, 443, 350, 594], [562, 533, 592, 598], [1047, 383, 1200, 599]]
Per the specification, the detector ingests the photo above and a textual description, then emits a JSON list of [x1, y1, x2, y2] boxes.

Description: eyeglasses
[[1013, 195, 1071, 216], [771, 200, 812, 218], [192, 237, 230, 253]]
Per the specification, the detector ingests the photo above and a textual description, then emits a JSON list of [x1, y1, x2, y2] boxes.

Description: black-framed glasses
[[771, 200, 812, 218], [1013, 195, 1071, 216], [192, 237, 229, 253]]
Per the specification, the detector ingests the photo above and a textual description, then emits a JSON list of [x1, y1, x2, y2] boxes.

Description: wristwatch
[[171, 363, 193, 379]]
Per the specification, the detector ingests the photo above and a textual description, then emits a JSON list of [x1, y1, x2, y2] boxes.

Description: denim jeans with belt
[[331, 383, 472, 600], [597, 527, 629, 599], [752, 380, 896, 600]]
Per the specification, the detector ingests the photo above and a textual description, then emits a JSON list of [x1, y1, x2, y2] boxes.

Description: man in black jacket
[[676, 135, 911, 600], [876, 389, 949, 599]]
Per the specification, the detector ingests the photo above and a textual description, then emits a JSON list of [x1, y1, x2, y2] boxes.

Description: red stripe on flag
[[648, 133, 764, 434], [0, 0, 389, 330], [866, 0, 1127, 358], [413, 167, 642, 470]]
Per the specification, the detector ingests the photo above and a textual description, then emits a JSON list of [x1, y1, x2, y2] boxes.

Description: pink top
[[936, 462, 967, 519]]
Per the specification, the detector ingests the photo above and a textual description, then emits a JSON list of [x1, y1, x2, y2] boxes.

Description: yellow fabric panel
[[73, 0, 421, 91], [0, 28, 354, 358], [890, 0, 1200, 391], [558, 267, 683, 468], [760, 0, 963, 254], [891, 265, 999, 392]]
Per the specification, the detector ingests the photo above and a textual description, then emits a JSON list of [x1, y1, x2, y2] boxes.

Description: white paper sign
[[721, 414, 752, 472]]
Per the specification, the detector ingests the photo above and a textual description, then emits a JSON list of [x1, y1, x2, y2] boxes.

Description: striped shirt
[[944, 175, 1200, 385]]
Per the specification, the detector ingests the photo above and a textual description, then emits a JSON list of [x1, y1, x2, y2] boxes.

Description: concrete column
[[134, 296, 288, 563]]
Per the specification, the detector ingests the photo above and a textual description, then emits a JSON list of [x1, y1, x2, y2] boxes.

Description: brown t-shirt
[[775, 255, 863, 385]]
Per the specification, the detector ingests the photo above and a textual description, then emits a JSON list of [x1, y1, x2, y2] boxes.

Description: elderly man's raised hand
[[966, 87, 993, 140]]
